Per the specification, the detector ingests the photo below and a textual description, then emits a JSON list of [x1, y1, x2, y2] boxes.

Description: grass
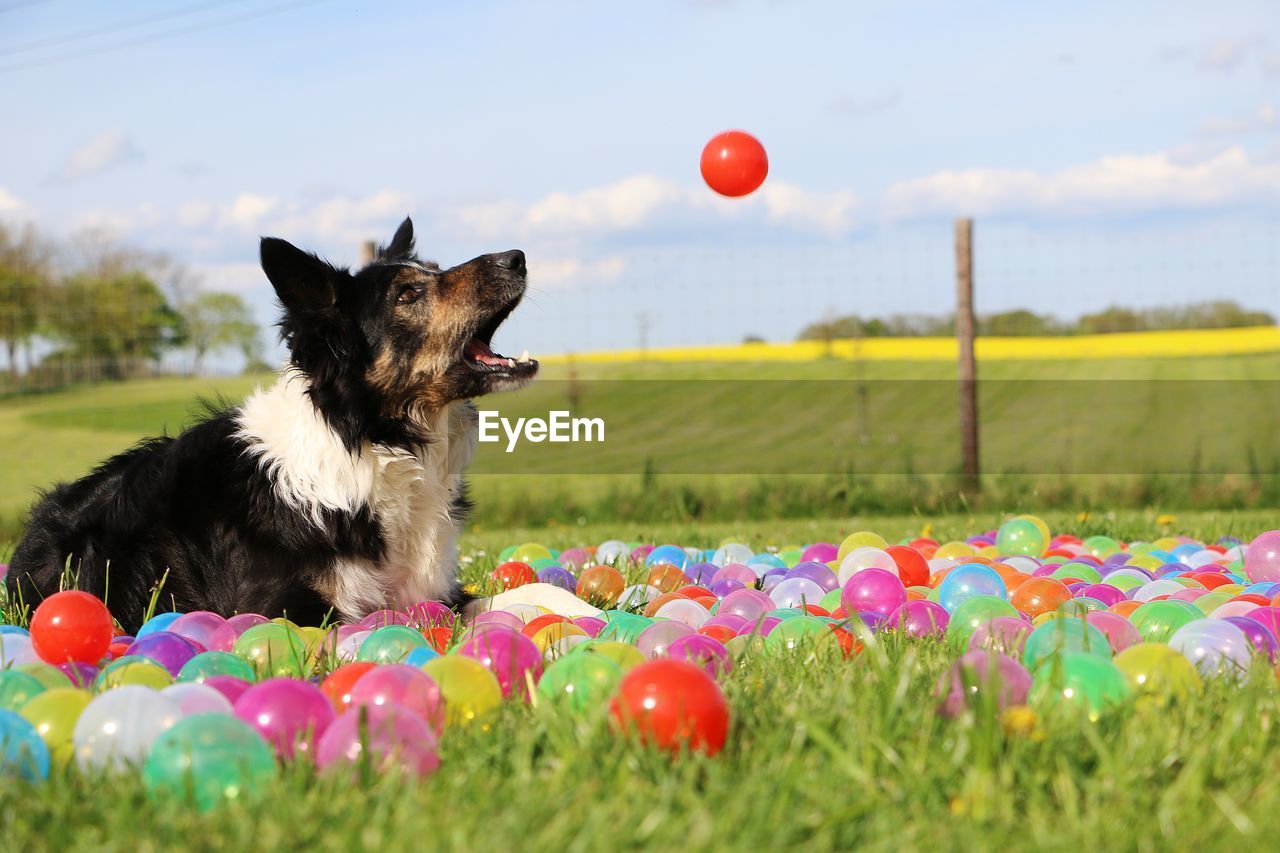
[[3, 511, 1280, 850], [2, 353, 1280, 538]]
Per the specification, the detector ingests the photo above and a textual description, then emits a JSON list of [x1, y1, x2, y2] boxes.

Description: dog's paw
[[470, 582, 603, 620]]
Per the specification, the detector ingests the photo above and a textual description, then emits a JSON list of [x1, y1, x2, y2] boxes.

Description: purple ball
[[667, 635, 733, 678], [56, 661, 99, 687], [573, 616, 606, 637], [169, 611, 237, 653], [126, 631, 203, 676], [886, 600, 950, 638], [967, 617, 1032, 656], [855, 611, 890, 633], [358, 609, 413, 630], [713, 564, 757, 586], [737, 616, 781, 637], [934, 651, 1032, 718], [1244, 606, 1280, 639], [685, 563, 718, 585], [703, 613, 749, 632], [1078, 584, 1124, 607], [538, 566, 577, 591], [1224, 615, 1280, 661], [234, 677, 336, 759], [785, 561, 839, 593], [709, 578, 747, 598]]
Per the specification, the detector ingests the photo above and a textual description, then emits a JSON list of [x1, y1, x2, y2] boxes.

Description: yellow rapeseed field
[[542, 325, 1280, 364]]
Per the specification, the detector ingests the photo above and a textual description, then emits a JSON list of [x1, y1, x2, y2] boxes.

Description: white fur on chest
[[234, 370, 476, 619]]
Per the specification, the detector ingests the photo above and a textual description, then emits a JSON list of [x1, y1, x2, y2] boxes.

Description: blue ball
[[136, 612, 183, 638], [645, 545, 690, 570], [0, 626, 29, 637], [0, 709, 49, 781], [403, 646, 441, 667], [937, 563, 1008, 613]]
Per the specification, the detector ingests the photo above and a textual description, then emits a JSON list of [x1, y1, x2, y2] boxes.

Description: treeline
[[798, 301, 1276, 341], [0, 223, 264, 393]]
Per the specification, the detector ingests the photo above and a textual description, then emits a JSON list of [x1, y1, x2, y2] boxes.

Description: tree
[[181, 291, 261, 374], [0, 223, 53, 380], [46, 271, 185, 379]]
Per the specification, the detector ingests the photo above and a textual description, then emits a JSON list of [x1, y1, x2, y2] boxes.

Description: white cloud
[[219, 193, 280, 231], [881, 146, 1280, 220], [0, 187, 25, 215], [189, 261, 266, 294], [54, 130, 142, 182], [1200, 34, 1267, 72], [529, 255, 625, 289], [758, 182, 858, 234], [1198, 104, 1280, 136]]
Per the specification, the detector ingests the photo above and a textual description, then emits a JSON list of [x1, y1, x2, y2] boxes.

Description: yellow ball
[[1015, 514, 1052, 545], [19, 687, 91, 766], [94, 659, 173, 691], [530, 623, 587, 654], [935, 541, 977, 560], [422, 655, 503, 728], [1114, 642, 1201, 704], [836, 531, 889, 563], [512, 543, 553, 564], [575, 640, 645, 672]]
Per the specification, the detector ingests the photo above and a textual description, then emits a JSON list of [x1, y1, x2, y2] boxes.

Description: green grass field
[[3, 511, 1280, 851], [2, 353, 1279, 538]]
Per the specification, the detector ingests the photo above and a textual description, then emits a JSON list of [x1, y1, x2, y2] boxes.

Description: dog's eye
[[397, 285, 422, 305]]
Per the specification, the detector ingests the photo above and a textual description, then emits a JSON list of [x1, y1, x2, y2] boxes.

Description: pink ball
[[801, 543, 838, 564], [403, 601, 455, 629], [841, 568, 907, 616], [473, 610, 525, 632], [316, 702, 440, 779], [204, 675, 253, 705], [886, 600, 950, 638], [235, 678, 336, 759], [1086, 611, 1142, 654], [967, 617, 1032, 656], [572, 616, 606, 637], [456, 629, 543, 700], [718, 589, 773, 623], [667, 634, 733, 679], [226, 613, 269, 636], [347, 663, 444, 733], [1244, 606, 1280, 638], [169, 611, 237, 653], [1246, 531, 1280, 583], [713, 564, 758, 586], [636, 621, 695, 659], [358, 609, 414, 630]]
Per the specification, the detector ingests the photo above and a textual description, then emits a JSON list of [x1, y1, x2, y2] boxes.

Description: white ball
[[73, 686, 181, 771], [711, 543, 754, 567], [160, 682, 235, 717], [0, 633, 38, 668], [837, 547, 896, 585], [595, 540, 629, 565], [1168, 618, 1253, 682], [653, 598, 710, 629], [768, 577, 826, 610], [618, 584, 660, 609], [335, 630, 370, 661]]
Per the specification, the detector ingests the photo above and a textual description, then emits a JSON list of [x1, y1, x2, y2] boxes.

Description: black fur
[[5, 218, 537, 632]]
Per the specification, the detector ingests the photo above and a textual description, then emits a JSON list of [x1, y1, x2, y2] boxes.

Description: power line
[[0, 0, 332, 75], [0, 0, 255, 58]]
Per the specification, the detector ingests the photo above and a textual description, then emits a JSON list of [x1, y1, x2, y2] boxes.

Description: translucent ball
[[73, 686, 181, 771]]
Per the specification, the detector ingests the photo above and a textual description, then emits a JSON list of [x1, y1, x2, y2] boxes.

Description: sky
[[1, 0, 1279, 366]]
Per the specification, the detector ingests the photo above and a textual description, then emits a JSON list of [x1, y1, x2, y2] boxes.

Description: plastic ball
[[937, 564, 1008, 613], [74, 686, 181, 771], [1223, 615, 1280, 661], [95, 657, 173, 691], [765, 616, 836, 653], [0, 708, 50, 780], [13, 662, 69, 691], [319, 662, 377, 713], [232, 623, 308, 679], [935, 651, 1031, 717], [536, 653, 623, 712], [840, 568, 907, 617], [356, 625, 429, 664], [127, 632, 203, 676], [348, 663, 445, 733], [491, 561, 537, 591], [967, 616, 1032, 656], [1168, 618, 1253, 680], [143, 714, 277, 810], [1245, 531, 1280, 583], [1114, 642, 1201, 703], [1010, 577, 1073, 619], [886, 600, 950, 638], [0, 670, 46, 712], [456, 629, 542, 701], [1030, 653, 1131, 720], [160, 682, 234, 717], [574, 640, 646, 672], [1130, 600, 1202, 644], [609, 659, 729, 755], [945, 595, 1020, 650], [18, 687, 90, 766], [29, 590, 114, 665], [997, 519, 1046, 557], [420, 655, 503, 728], [178, 651, 257, 684], [168, 611, 237, 653], [0, 633, 40, 668], [666, 635, 734, 679], [315, 703, 440, 779], [233, 678, 335, 759], [1022, 618, 1112, 670]]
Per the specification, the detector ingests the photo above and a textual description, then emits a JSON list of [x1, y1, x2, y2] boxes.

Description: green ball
[[357, 625, 429, 664], [13, 663, 72, 691], [536, 653, 623, 712], [232, 624, 308, 679], [143, 714, 278, 811], [530, 557, 560, 572], [1057, 598, 1107, 617], [512, 542, 553, 564], [1050, 563, 1102, 584], [1022, 618, 1111, 670], [1082, 535, 1121, 558], [178, 651, 257, 684], [946, 595, 1019, 650], [1192, 591, 1233, 616], [820, 589, 843, 611], [1130, 600, 1201, 644], [996, 519, 1045, 557], [766, 608, 804, 621], [765, 616, 834, 652], [0, 671, 47, 712], [778, 549, 804, 568], [497, 545, 518, 562], [597, 613, 651, 645], [1030, 652, 1131, 720]]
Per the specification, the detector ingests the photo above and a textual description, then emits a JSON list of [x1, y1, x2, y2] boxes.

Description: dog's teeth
[[517, 350, 531, 363]]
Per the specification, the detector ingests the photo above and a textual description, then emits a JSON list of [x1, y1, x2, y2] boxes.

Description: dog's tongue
[[465, 338, 506, 366]]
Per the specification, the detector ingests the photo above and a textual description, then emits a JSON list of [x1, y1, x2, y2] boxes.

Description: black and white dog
[[6, 218, 596, 632]]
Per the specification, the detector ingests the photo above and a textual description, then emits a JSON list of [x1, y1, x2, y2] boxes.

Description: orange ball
[[30, 590, 114, 664], [648, 563, 691, 593], [644, 591, 688, 618], [886, 545, 929, 587], [576, 565, 626, 608], [320, 662, 377, 712], [1010, 577, 1073, 619], [491, 561, 536, 591], [522, 614, 570, 638], [609, 659, 729, 754]]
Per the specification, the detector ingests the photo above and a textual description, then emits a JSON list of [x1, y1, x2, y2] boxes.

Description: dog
[[5, 217, 599, 633]]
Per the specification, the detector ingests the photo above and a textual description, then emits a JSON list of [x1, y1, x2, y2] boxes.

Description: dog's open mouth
[[462, 300, 539, 379]]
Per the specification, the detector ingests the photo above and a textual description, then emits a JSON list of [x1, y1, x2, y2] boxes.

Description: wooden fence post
[[955, 218, 980, 493]]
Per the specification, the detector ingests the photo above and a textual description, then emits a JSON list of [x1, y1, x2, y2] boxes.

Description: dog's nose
[[491, 249, 526, 276]]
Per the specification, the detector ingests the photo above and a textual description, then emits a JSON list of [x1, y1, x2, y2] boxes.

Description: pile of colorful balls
[[0, 517, 1277, 809]]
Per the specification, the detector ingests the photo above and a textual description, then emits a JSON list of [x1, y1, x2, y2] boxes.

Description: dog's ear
[[378, 217, 415, 260], [260, 237, 337, 316]]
